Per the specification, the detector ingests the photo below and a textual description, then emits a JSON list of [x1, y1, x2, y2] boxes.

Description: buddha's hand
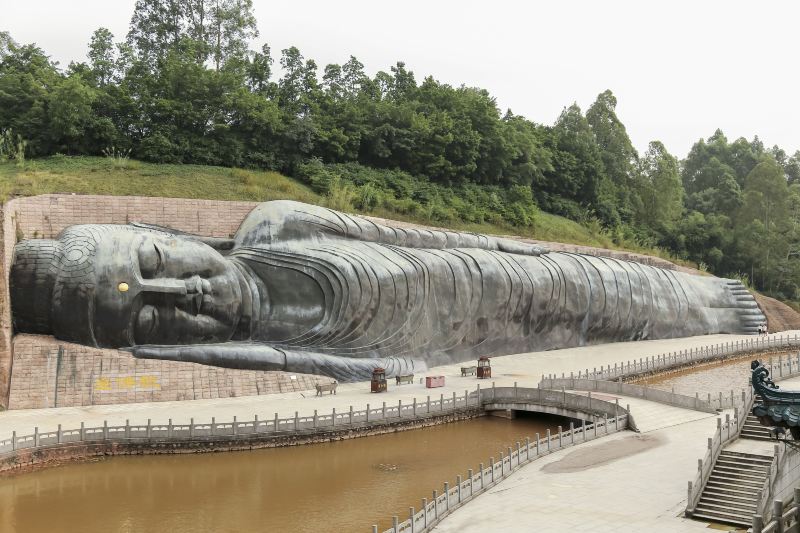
[[128, 343, 288, 371], [497, 240, 549, 256]]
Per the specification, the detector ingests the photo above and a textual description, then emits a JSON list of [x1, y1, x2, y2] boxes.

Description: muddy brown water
[[0, 413, 566, 533]]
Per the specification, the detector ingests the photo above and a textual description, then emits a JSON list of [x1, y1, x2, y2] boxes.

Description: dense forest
[[2, 0, 800, 303]]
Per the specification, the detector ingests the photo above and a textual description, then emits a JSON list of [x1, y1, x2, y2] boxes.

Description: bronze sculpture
[[10, 200, 765, 381], [752, 360, 800, 439]]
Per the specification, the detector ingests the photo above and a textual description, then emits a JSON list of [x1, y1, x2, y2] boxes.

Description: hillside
[[0, 155, 660, 253]]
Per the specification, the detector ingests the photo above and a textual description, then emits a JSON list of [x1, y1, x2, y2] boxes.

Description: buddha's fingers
[[496, 240, 548, 256], [129, 343, 288, 371]]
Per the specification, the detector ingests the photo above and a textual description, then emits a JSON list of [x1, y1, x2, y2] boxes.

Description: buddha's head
[[10, 225, 243, 347]]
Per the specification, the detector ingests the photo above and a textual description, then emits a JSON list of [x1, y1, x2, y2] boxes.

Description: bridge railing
[[0, 387, 491, 459], [373, 411, 633, 533], [0, 385, 632, 471], [537, 377, 751, 413], [546, 333, 800, 384]]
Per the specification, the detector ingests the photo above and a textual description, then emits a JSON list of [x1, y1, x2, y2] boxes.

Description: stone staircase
[[692, 450, 772, 527], [741, 413, 774, 441]]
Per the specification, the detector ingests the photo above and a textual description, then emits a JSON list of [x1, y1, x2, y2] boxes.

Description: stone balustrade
[[374, 411, 632, 533], [547, 333, 800, 384]]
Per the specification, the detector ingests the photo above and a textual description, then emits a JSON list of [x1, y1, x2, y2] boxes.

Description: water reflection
[[0, 413, 566, 533]]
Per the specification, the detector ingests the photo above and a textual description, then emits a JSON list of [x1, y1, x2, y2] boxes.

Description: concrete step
[[739, 431, 774, 441], [715, 458, 771, 471], [720, 450, 771, 460], [704, 481, 761, 497], [708, 474, 764, 488], [697, 499, 757, 515], [701, 489, 759, 506], [718, 451, 773, 466], [698, 494, 757, 511], [692, 509, 752, 527], [712, 466, 768, 481]]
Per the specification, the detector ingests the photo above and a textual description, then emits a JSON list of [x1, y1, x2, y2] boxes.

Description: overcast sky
[[3, 0, 798, 158]]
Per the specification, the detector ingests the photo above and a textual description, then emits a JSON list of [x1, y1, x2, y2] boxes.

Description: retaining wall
[[0, 195, 324, 408]]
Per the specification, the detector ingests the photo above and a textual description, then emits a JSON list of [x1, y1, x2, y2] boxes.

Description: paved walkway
[[432, 413, 723, 533], [1, 332, 791, 439]]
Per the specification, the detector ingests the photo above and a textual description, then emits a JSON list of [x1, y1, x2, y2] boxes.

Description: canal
[[0, 413, 567, 533]]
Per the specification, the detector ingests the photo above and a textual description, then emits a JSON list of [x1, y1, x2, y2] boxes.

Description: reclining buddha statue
[[10, 200, 765, 381]]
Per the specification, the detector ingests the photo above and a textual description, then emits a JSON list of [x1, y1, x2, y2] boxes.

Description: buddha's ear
[[129, 222, 235, 252]]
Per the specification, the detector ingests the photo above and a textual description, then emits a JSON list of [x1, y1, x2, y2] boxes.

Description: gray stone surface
[[10, 200, 765, 381]]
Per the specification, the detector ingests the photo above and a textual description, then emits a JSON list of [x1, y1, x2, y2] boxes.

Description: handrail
[[0, 385, 629, 473], [753, 487, 800, 533], [538, 377, 748, 413], [546, 333, 800, 384], [755, 445, 783, 523], [373, 412, 633, 533], [685, 386, 755, 515], [0, 389, 480, 461]]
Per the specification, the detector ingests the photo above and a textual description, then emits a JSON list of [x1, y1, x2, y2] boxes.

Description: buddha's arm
[[129, 342, 424, 383], [238, 200, 547, 256]]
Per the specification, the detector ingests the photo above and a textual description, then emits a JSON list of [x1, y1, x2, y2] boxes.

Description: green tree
[[49, 75, 97, 152], [586, 89, 641, 221], [637, 141, 682, 233], [87, 28, 116, 86]]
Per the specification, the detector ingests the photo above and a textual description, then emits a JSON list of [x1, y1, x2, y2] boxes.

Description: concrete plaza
[[0, 331, 795, 532]]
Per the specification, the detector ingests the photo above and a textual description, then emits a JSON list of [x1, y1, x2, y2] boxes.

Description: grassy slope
[[0, 155, 674, 258]]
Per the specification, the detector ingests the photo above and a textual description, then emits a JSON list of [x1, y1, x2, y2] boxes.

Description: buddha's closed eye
[[138, 242, 164, 278]]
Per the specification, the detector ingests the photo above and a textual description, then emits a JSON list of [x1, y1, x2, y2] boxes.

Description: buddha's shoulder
[[235, 201, 346, 245]]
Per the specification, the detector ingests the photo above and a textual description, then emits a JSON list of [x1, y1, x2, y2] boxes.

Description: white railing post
[[774, 499, 784, 533], [752, 514, 763, 533]]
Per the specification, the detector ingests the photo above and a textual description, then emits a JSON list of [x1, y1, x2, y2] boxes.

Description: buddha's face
[[90, 230, 243, 347]]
